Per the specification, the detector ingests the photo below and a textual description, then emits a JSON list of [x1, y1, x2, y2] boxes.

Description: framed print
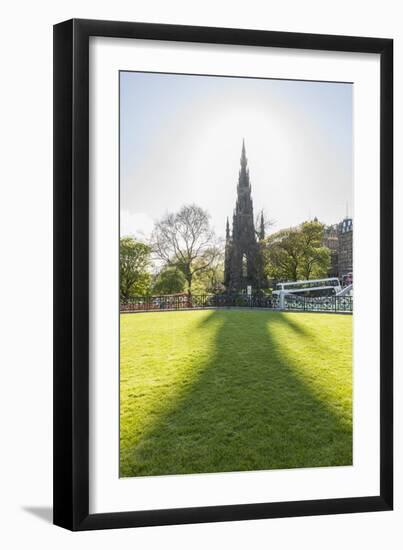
[[53, 19, 393, 530]]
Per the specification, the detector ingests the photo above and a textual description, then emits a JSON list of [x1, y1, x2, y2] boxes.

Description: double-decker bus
[[273, 277, 342, 298]]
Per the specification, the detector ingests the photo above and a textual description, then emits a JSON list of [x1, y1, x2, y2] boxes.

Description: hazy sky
[[120, 71, 353, 240]]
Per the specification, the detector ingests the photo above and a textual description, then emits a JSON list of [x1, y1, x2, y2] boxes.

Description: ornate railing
[[120, 294, 192, 312], [283, 294, 353, 313], [121, 293, 352, 313]]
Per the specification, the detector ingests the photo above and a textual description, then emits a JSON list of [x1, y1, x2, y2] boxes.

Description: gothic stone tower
[[224, 141, 267, 292]]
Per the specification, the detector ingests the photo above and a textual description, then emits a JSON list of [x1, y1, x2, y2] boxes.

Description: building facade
[[323, 218, 353, 279], [337, 217, 353, 278], [323, 224, 339, 277], [224, 141, 267, 292]]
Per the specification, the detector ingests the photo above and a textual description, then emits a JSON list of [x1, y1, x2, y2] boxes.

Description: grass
[[120, 309, 352, 477]]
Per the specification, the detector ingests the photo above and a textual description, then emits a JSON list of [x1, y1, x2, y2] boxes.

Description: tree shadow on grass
[[121, 309, 352, 477]]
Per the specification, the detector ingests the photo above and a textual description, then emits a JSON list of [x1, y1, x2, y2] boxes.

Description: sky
[[120, 71, 353, 241]]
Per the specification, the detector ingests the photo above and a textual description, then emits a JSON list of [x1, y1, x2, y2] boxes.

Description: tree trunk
[[186, 275, 192, 296]]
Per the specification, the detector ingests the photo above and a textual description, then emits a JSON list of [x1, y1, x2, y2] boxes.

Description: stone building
[[337, 217, 353, 278], [322, 218, 353, 279], [323, 224, 339, 277], [224, 141, 267, 292]]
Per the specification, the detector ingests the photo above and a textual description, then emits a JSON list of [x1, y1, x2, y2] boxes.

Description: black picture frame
[[53, 18, 393, 531]]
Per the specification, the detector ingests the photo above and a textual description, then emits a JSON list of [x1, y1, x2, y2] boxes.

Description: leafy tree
[[298, 222, 331, 280], [263, 221, 330, 282], [152, 267, 186, 295], [120, 237, 151, 300], [151, 204, 219, 294], [131, 272, 152, 297]]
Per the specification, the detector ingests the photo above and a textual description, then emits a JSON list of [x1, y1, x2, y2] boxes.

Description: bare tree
[[192, 246, 225, 293], [151, 204, 220, 294]]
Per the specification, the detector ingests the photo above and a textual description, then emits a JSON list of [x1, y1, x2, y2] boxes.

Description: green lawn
[[120, 309, 352, 477]]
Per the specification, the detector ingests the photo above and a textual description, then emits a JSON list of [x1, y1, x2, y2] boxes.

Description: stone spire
[[234, 140, 254, 238], [240, 138, 247, 170], [224, 141, 267, 292], [238, 138, 250, 191]]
